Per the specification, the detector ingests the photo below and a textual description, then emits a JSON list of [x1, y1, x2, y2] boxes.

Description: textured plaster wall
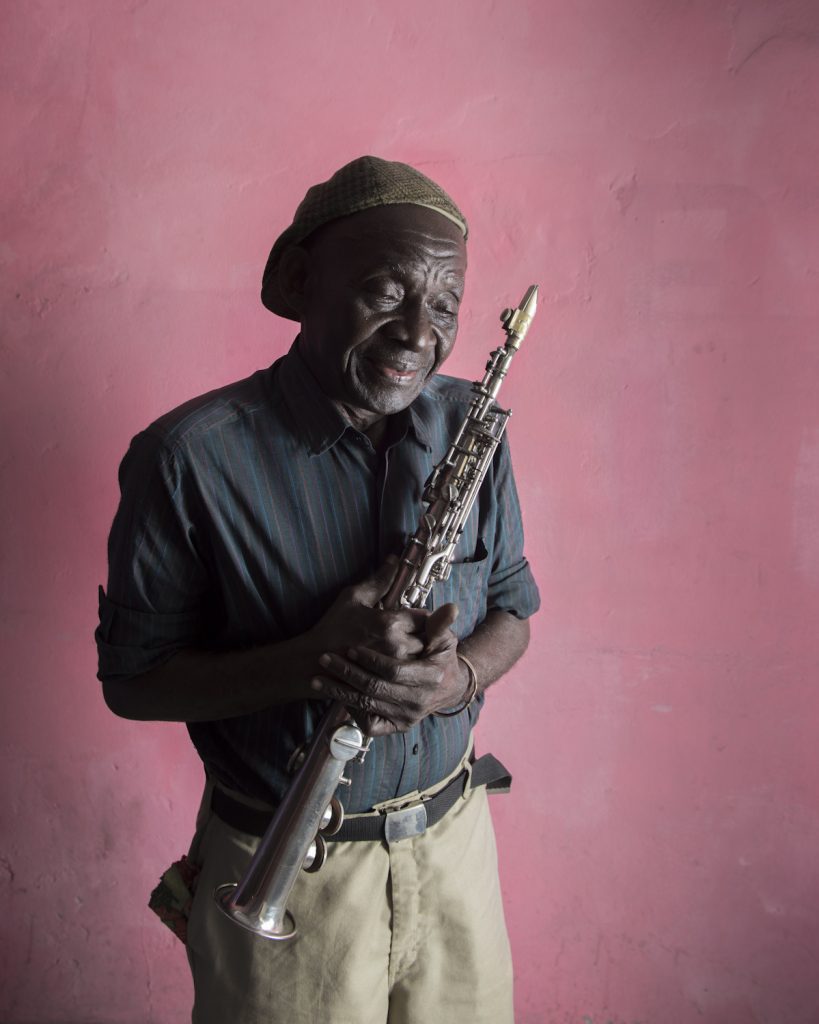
[[3, 2, 819, 1022]]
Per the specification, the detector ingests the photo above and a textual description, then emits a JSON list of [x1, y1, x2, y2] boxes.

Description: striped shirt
[[96, 340, 540, 812]]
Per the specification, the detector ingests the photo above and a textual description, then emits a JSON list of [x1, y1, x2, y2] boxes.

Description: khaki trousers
[[185, 772, 514, 1024]]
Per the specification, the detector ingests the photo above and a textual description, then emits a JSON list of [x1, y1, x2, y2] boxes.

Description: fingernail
[[319, 654, 332, 667], [310, 677, 323, 691]]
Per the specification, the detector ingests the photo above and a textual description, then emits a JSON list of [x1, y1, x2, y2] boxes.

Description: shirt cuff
[[95, 586, 201, 682], [486, 558, 541, 620]]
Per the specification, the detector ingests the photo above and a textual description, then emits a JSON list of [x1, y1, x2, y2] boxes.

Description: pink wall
[[3, 2, 819, 1021]]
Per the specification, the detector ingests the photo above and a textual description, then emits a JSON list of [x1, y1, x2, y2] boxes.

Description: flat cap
[[261, 155, 468, 320]]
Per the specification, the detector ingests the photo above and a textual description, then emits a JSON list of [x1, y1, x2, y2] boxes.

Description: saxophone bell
[[214, 710, 368, 940]]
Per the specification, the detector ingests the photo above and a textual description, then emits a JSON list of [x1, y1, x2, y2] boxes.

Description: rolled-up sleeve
[[485, 436, 541, 620], [96, 431, 208, 682]]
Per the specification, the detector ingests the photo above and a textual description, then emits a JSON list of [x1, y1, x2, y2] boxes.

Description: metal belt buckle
[[384, 802, 428, 844]]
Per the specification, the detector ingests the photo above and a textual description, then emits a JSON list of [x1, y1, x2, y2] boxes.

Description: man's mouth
[[366, 358, 426, 384]]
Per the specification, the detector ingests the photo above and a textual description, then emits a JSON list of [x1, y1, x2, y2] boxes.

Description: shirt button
[[412, 743, 419, 755]]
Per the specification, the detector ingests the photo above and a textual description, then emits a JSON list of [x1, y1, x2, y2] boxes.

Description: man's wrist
[[434, 653, 479, 718]]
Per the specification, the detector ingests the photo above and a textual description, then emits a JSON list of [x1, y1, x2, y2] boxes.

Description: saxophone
[[214, 285, 538, 939]]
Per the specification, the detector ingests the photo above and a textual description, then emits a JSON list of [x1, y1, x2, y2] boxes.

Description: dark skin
[[102, 204, 530, 735]]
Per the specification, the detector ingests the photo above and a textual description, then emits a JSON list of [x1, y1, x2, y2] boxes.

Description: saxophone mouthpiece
[[501, 285, 539, 345], [519, 284, 538, 318]]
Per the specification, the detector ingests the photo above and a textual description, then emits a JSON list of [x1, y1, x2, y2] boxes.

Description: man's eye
[[362, 281, 402, 305], [432, 298, 459, 317]]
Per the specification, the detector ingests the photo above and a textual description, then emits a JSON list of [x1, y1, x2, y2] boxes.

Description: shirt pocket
[[429, 538, 490, 640]]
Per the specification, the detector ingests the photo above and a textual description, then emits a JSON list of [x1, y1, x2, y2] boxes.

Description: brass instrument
[[215, 285, 538, 940]]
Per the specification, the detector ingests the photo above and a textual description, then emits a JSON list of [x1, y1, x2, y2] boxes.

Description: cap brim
[[260, 223, 302, 321]]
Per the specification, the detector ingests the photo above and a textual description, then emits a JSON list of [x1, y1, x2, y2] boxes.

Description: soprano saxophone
[[214, 285, 538, 940]]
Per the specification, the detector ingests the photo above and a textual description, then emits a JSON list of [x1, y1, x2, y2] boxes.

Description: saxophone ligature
[[214, 285, 538, 939]]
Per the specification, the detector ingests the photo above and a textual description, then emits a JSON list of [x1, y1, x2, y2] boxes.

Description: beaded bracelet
[[433, 653, 479, 718]]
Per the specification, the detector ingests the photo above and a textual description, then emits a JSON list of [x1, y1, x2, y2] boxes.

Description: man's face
[[295, 204, 467, 429]]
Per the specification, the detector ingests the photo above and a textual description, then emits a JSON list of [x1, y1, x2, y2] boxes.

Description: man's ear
[[278, 246, 312, 320]]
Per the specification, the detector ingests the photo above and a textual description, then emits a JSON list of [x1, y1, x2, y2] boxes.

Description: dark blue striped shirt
[[97, 341, 540, 811]]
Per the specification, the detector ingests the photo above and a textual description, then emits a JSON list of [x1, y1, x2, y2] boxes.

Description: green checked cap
[[261, 155, 468, 320]]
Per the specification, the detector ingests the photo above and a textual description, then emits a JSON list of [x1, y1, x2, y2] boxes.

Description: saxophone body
[[215, 286, 538, 940]]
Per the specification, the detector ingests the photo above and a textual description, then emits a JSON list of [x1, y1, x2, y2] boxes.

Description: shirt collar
[[278, 339, 347, 455], [277, 338, 434, 456], [406, 395, 433, 451]]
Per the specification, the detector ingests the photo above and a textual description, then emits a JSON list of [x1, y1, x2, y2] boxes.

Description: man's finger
[[309, 673, 402, 721], [318, 650, 413, 694], [425, 602, 459, 647], [349, 555, 400, 606]]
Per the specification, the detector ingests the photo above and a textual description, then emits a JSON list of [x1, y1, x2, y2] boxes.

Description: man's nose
[[389, 298, 433, 352]]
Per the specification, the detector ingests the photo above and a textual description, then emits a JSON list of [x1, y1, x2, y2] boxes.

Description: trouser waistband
[[211, 753, 512, 842]]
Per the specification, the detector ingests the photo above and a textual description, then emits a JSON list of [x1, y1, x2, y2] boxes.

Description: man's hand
[[309, 597, 469, 737], [304, 557, 428, 663]]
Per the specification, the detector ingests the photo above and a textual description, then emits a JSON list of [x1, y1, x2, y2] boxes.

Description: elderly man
[[97, 156, 539, 1024]]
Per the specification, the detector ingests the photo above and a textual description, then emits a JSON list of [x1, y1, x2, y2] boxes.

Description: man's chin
[[349, 369, 431, 416], [357, 390, 421, 419]]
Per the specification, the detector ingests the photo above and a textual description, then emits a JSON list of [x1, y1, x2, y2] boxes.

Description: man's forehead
[[310, 204, 468, 265]]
